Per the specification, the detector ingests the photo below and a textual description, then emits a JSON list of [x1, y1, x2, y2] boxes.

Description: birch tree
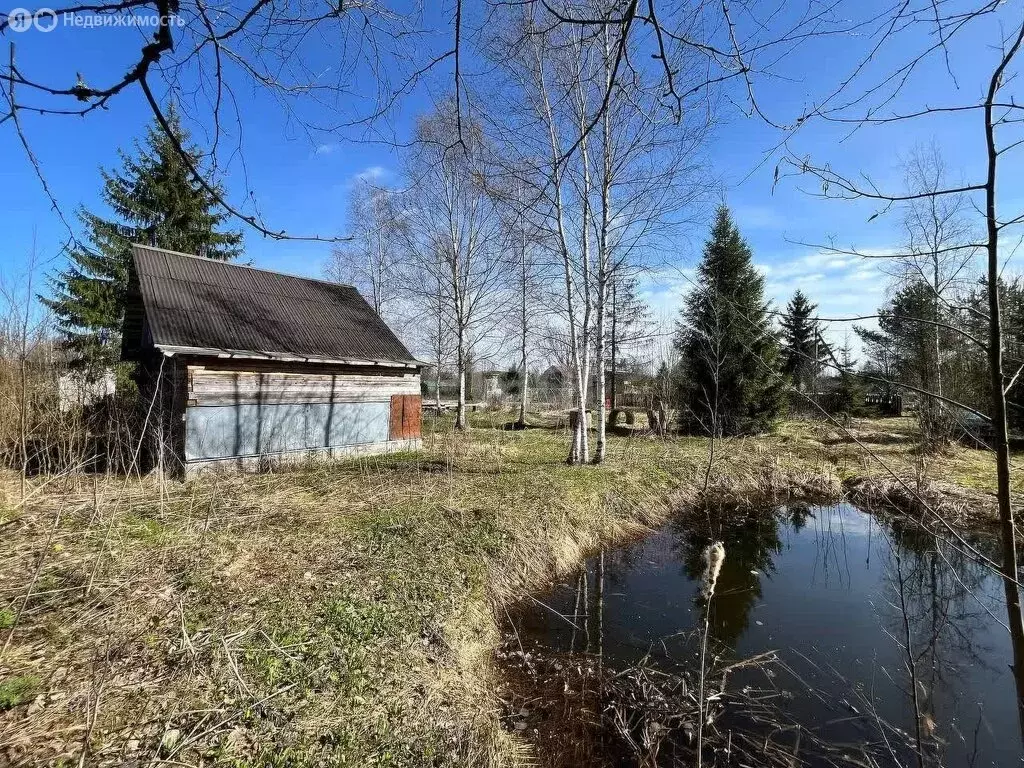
[[485, 6, 706, 463], [398, 103, 508, 430], [498, 19, 597, 463], [327, 179, 405, 326], [899, 145, 979, 440], [588, 20, 706, 462]]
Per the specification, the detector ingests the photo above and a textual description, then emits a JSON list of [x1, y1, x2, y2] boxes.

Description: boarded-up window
[[389, 395, 422, 440]]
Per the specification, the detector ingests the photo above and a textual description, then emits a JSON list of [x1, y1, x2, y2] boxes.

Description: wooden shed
[[121, 244, 423, 474]]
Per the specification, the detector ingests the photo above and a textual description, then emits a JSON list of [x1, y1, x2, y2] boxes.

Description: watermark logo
[[33, 7, 56, 31], [7, 7, 182, 31], [7, 7, 36, 32]]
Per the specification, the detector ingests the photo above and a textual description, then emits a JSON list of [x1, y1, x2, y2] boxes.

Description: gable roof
[[124, 244, 418, 367]]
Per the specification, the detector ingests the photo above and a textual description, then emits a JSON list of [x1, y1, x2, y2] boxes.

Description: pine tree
[[43, 106, 242, 369], [607, 274, 651, 408], [856, 280, 943, 400], [780, 289, 829, 393], [963, 277, 1024, 433], [831, 340, 863, 416], [675, 206, 785, 436]]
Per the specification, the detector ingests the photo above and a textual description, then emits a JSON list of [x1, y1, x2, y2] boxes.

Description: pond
[[503, 502, 1020, 767]]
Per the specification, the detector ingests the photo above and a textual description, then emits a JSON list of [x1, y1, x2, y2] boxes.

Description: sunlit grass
[[0, 410, 1011, 766]]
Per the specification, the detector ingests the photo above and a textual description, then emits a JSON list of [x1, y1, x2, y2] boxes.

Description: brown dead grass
[[0, 411, 1010, 767]]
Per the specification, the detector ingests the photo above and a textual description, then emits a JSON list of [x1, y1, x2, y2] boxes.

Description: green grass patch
[[0, 675, 40, 710]]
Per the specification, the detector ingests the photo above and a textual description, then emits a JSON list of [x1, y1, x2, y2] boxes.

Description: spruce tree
[[675, 206, 785, 436], [831, 341, 863, 416], [607, 274, 651, 408], [43, 106, 242, 369], [780, 289, 829, 393]]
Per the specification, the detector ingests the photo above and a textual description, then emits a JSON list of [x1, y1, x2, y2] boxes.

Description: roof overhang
[[156, 344, 426, 370]]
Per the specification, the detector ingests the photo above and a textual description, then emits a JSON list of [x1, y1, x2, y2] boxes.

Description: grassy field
[[0, 412, 1016, 767]]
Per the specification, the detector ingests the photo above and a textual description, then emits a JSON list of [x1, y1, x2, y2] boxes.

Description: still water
[[507, 503, 1021, 766]]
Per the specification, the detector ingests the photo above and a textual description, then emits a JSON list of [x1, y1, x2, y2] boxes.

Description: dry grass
[[0, 411, 1010, 767]]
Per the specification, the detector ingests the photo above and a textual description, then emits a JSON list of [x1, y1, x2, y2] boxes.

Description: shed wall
[[183, 364, 420, 462]]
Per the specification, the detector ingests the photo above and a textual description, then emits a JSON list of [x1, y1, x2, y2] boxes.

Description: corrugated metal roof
[[128, 244, 417, 365]]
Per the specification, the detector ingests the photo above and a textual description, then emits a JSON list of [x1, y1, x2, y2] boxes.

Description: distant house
[[57, 369, 116, 412], [121, 244, 423, 474], [480, 370, 504, 399], [538, 365, 565, 391]]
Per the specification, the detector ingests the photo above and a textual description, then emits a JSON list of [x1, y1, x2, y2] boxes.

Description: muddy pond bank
[[497, 501, 1018, 767]]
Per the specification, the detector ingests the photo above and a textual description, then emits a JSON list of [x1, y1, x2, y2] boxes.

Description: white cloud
[[330, 165, 394, 197], [354, 165, 387, 183], [313, 143, 339, 156], [760, 251, 890, 351], [638, 267, 692, 321], [629, 245, 895, 361], [823, 255, 857, 269]]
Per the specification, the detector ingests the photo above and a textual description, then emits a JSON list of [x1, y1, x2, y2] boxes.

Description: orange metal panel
[[389, 395, 404, 440], [403, 395, 422, 438]]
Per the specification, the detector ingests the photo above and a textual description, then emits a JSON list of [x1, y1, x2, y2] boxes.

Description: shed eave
[[155, 344, 424, 369]]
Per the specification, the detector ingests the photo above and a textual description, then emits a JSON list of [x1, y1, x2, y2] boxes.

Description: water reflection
[[507, 503, 1017, 767], [674, 508, 784, 649]]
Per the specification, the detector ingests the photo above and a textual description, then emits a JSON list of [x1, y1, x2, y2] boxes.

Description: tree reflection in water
[[673, 503, 787, 649], [881, 521, 1001, 763], [511, 502, 1015, 767], [670, 503, 1005, 764]]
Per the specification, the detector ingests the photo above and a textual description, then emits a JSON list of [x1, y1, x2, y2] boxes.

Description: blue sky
[[2, 1, 1021, 356]]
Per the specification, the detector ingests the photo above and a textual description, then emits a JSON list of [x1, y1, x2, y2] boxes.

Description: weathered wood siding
[[183, 364, 420, 462], [187, 368, 419, 405]]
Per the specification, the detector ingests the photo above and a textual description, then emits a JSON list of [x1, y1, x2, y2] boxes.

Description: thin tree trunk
[[593, 30, 612, 464], [575, 67, 593, 466], [610, 279, 618, 413], [455, 324, 467, 430], [594, 276, 607, 462], [18, 237, 34, 499], [984, 28, 1024, 745], [560, 234, 584, 463], [434, 360, 441, 410], [20, 352, 28, 500], [933, 257, 943, 400], [518, 221, 529, 428], [434, 277, 443, 411]]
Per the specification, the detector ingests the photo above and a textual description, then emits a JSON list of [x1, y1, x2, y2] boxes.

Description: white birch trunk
[[593, 27, 614, 464], [518, 225, 529, 427], [455, 315, 467, 430]]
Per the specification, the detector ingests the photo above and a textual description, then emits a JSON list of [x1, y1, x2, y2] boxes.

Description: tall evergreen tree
[[675, 206, 785, 436], [831, 340, 864, 416], [43, 106, 242, 368], [963, 277, 1024, 433], [856, 280, 945, 400], [607, 273, 651, 408], [780, 289, 829, 392]]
